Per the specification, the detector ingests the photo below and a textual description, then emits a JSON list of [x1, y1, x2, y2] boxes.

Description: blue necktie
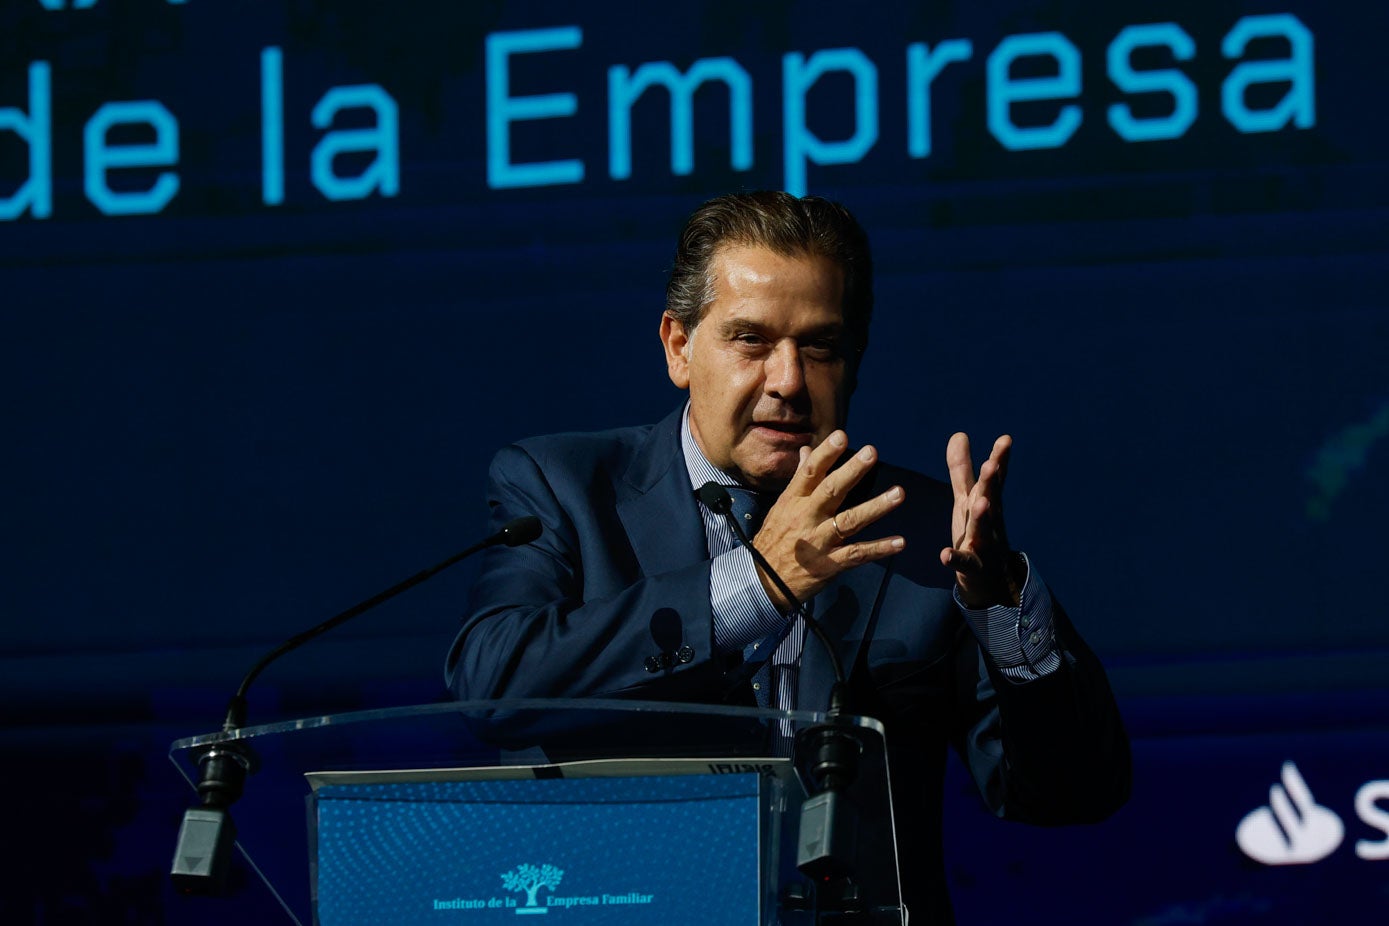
[[723, 486, 772, 543]]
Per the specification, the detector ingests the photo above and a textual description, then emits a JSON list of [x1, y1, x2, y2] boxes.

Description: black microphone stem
[[176, 514, 542, 895], [696, 483, 868, 915], [223, 515, 541, 731], [696, 482, 848, 715], [726, 515, 848, 710]]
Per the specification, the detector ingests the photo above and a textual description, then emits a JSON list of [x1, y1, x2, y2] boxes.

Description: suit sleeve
[[953, 596, 1132, 824], [445, 444, 732, 702]]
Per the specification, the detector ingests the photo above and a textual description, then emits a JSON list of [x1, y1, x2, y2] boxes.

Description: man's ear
[[659, 312, 691, 389]]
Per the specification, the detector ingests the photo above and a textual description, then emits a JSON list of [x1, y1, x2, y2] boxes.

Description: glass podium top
[[170, 699, 902, 926]]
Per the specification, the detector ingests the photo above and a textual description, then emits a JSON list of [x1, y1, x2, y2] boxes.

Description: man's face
[[660, 244, 851, 491]]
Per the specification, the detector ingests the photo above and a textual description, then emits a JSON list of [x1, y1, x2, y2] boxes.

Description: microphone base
[[170, 741, 255, 894], [170, 806, 237, 894], [796, 788, 860, 882]]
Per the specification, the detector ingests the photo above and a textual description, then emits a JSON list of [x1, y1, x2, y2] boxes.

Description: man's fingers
[[816, 442, 881, 507], [828, 484, 905, 541], [940, 546, 983, 574], [953, 494, 995, 549], [790, 429, 849, 495], [982, 435, 1012, 497], [945, 432, 975, 498], [831, 535, 906, 567], [975, 457, 1004, 508]]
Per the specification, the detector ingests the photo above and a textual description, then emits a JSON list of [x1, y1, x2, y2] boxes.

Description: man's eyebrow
[[716, 318, 845, 337], [718, 318, 765, 336]]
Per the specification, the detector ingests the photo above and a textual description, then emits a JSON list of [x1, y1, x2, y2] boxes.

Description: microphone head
[[498, 515, 542, 546], [697, 481, 733, 514]]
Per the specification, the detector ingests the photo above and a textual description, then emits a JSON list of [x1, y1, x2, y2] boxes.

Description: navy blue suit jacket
[[447, 406, 1129, 922]]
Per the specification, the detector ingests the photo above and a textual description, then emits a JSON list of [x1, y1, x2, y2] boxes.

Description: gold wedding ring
[[831, 514, 848, 542]]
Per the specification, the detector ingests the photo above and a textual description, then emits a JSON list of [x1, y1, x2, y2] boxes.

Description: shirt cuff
[[954, 551, 1062, 682], [710, 545, 789, 652]]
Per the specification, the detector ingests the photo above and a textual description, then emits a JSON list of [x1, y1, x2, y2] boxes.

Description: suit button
[[644, 655, 662, 673], [676, 644, 694, 664]]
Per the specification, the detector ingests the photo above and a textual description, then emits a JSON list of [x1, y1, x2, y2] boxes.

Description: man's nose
[[763, 340, 806, 398]]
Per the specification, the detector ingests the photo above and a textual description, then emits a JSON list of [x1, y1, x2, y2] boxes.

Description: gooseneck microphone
[[223, 514, 541, 731], [697, 481, 868, 914], [172, 515, 542, 895], [696, 481, 847, 715]]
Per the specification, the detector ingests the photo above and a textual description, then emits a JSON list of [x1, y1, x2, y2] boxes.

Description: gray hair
[[664, 191, 874, 375]]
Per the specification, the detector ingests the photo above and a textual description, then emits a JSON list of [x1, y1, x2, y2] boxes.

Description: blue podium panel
[[312, 775, 763, 925]]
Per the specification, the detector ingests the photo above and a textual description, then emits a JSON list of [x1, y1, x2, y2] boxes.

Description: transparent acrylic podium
[[170, 699, 905, 925]]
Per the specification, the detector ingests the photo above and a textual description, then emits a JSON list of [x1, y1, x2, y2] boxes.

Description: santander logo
[[1236, 761, 1389, 865], [1236, 761, 1344, 864]]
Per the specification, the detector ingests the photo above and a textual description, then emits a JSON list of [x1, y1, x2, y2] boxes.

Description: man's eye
[[804, 340, 841, 359]]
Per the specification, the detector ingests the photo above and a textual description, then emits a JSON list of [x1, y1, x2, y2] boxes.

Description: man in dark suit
[[447, 191, 1129, 923]]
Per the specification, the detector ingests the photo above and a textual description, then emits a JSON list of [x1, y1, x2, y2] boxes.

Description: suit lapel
[[616, 407, 707, 578]]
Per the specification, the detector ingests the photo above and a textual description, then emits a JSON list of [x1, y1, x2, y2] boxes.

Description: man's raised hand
[[752, 430, 905, 611], [941, 432, 1021, 608]]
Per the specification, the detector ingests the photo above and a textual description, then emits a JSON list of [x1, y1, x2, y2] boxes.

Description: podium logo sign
[[430, 861, 657, 915], [502, 864, 564, 914], [1235, 761, 1389, 865]]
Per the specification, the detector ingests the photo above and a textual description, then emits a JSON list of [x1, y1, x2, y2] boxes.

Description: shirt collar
[[681, 402, 741, 491]]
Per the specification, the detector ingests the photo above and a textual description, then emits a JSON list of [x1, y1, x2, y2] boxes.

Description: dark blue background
[[2, 1, 1386, 922]]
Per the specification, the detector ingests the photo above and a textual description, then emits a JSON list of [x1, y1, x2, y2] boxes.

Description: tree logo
[[501, 863, 564, 914]]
